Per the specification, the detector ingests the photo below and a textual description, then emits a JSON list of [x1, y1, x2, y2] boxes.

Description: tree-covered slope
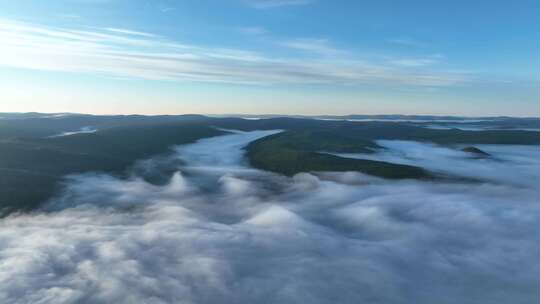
[[244, 123, 540, 178], [245, 131, 431, 179], [0, 123, 223, 214]]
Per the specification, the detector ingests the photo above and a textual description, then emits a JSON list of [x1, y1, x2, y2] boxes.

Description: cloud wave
[[1, 131, 539, 303]]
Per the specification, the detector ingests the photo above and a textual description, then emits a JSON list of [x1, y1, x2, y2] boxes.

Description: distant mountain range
[[3, 112, 539, 121], [212, 113, 540, 121]]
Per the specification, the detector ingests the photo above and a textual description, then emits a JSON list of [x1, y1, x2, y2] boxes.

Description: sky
[[0, 0, 538, 116]]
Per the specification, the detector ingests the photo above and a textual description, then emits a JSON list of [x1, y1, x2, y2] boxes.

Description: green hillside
[[245, 131, 431, 179], [0, 123, 223, 214]]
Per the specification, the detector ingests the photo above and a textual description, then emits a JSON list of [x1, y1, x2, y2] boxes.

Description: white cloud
[[280, 38, 345, 56], [1, 130, 540, 303], [160, 7, 176, 13], [390, 58, 438, 67], [0, 19, 466, 86], [105, 28, 158, 38], [389, 54, 445, 67], [335, 140, 540, 187]]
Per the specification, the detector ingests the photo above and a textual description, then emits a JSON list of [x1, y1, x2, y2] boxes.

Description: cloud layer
[[0, 19, 465, 86], [335, 140, 540, 187], [1, 131, 540, 303]]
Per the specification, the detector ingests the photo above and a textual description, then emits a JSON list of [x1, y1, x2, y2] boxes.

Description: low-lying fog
[[50, 127, 98, 138], [335, 140, 540, 187], [1, 130, 539, 304], [423, 124, 540, 131]]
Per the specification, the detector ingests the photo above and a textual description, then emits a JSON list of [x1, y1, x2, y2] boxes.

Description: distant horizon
[[2, 111, 539, 119]]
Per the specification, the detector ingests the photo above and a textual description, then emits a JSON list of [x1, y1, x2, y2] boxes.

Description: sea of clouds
[[1, 130, 540, 304]]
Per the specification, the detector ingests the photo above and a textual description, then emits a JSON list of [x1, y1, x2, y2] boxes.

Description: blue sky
[[0, 0, 538, 116]]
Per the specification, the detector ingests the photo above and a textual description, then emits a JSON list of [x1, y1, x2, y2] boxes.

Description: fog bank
[[1, 131, 540, 304]]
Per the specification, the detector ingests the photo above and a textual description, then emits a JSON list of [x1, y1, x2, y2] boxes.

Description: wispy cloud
[[389, 54, 445, 67], [58, 14, 82, 20], [105, 28, 157, 38], [390, 58, 438, 67], [246, 0, 313, 9], [0, 19, 466, 86], [280, 38, 345, 56], [159, 6, 175, 13]]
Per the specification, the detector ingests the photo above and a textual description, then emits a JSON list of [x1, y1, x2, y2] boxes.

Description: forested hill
[[2, 113, 540, 215]]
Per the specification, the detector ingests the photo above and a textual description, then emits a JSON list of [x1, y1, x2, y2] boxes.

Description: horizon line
[[1, 111, 539, 119]]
